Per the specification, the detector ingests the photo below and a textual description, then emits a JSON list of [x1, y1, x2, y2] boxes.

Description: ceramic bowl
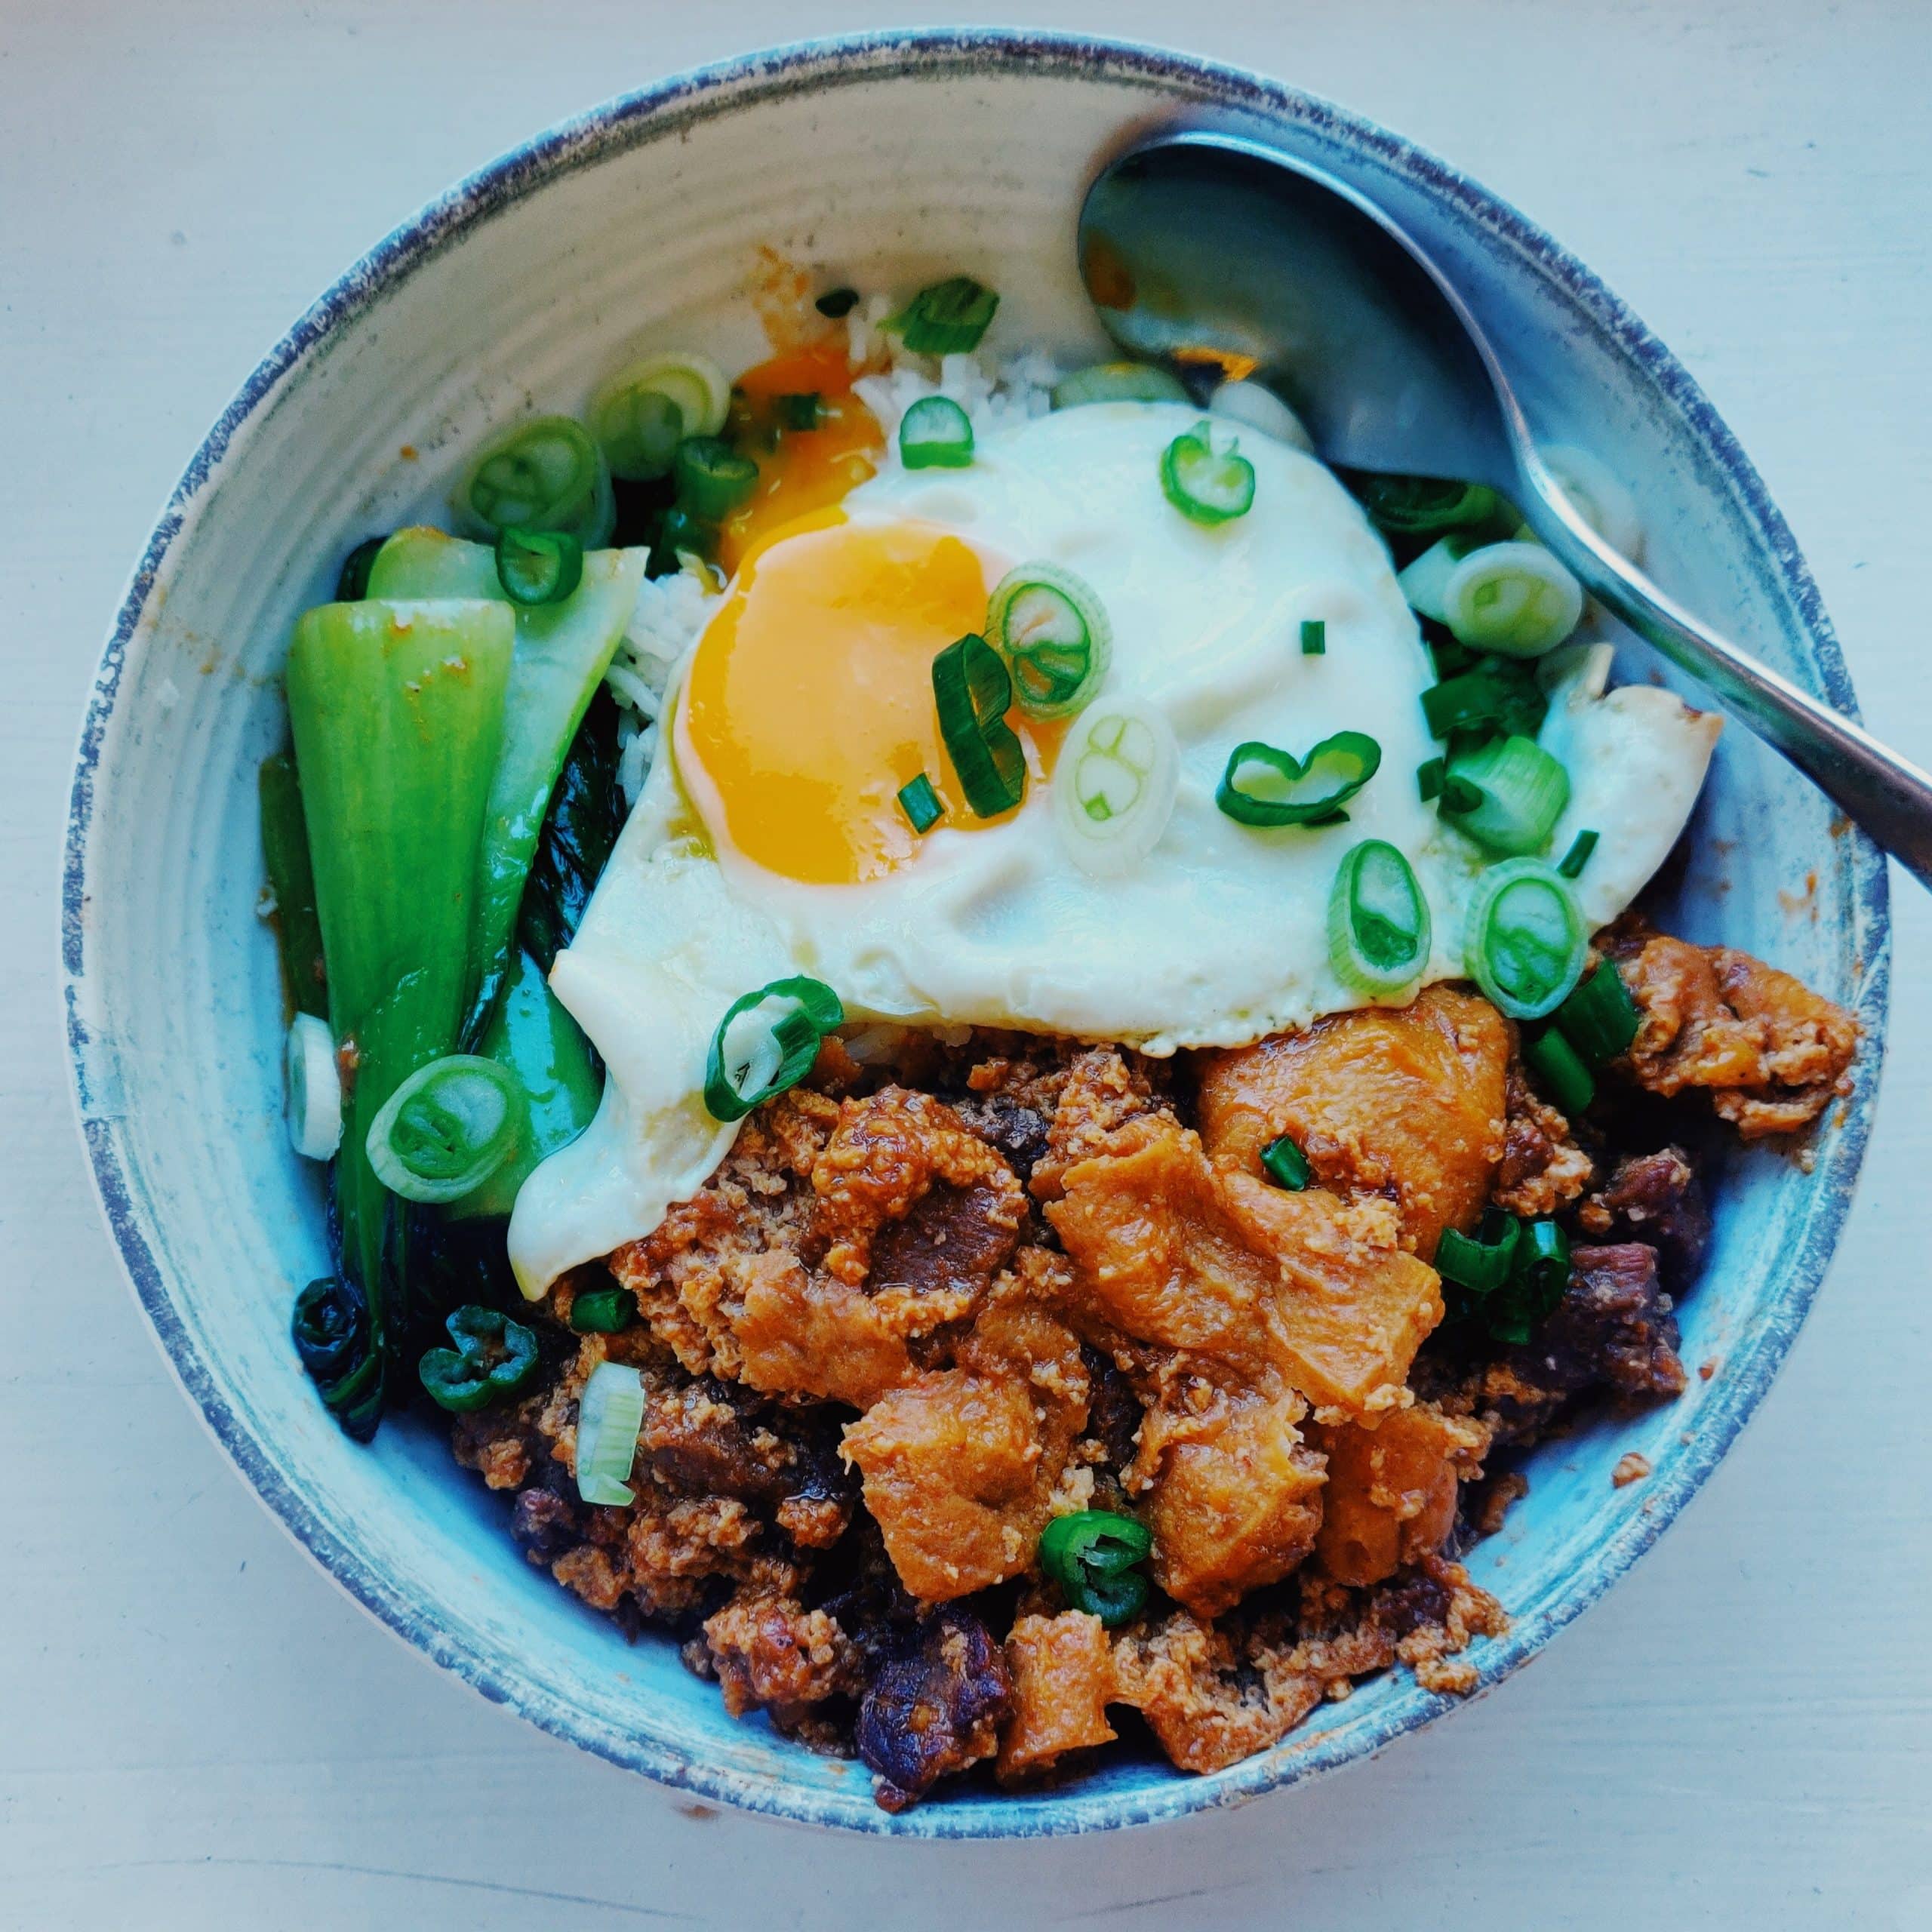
[[62, 29, 1889, 1836]]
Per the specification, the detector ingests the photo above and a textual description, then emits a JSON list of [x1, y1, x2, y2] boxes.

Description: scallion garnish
[[1216, 732, 1382, 828], [1160, 419, 1256, 525], [897, 771, 943, 835], [494, 525, 584, 607], [1436, 1210, 1521, 1295], [461, 415, 614, 545], [334, 535, 387, 602], [1051, 361, 1190, 409], [285, 1013, 342, 1161], [1300, 619, 1327, 656], [899, 394, 976, 471], [674, 436, 760, 521], [1557, 828, 1600, 878], [777, 392, 823, 432], [1435, 733, 1571, 857], [1436, 1210, 1571, 1343], [570, 1287, 634, 1335], [367, 1055, 523, 1204], [1261, 1135, 1312, 1190], [703, 976, 844, 1122], [1328, 839, 1432, 995], [1553, 959, 1641, 1065], [1037, 1510, 1152, 1627], [815, 287, 860, 318], [1398, 534, 1479, 623], [1417, 756, 1445, 802], [932, 633, 1026, 817], [1464, 860, 1586, 1020], [1441, 540, 1584, 657], [1420, 661, 1549, 742], [986, 562, 1110, 718], [888, 275, 999, 355], [589, 352, 731, 479], [1052, 697, 1180, 878], [575, 1360, 647, 1506], [1524, 1026, 1595, 1116], [418, 1306, 542, 1415], [1340, 472, 1508, 537]]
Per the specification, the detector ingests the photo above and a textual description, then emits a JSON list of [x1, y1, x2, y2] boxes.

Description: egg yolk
[[718, 344, 885, 574], [679, 514, 1047, 886]]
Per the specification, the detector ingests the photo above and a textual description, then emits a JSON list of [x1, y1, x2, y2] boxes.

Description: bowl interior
[[64, 34, 1887, 1837]]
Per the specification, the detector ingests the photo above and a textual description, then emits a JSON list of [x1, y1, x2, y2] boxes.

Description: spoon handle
[[1521, 470, 1932, 894]]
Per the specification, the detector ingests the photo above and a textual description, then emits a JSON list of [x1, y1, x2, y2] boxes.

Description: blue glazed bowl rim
[[61, 26, 1891, 1838]]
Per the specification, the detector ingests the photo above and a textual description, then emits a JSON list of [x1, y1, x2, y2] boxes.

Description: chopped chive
[[1260, 1134, 1311, 1189], [1557, 828, 1600, 878], [1553, 959, 1641, 1065], [888, 276, 999, 355], [897, 772, 943, 834], [570, 1286, 634, 1334], [1417, 756, 1444, 802], [815, 287, 860, 318], [1300, 619, 1327, 656], [777, 392, 823, 432], [1524, 1026, 1595, 1116]]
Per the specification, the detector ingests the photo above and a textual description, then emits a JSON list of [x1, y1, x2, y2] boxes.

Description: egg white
[[509, 400, 1718, 1294]]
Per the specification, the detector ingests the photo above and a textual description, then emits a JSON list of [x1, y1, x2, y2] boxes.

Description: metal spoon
[[1079, 131, 1932, 891]]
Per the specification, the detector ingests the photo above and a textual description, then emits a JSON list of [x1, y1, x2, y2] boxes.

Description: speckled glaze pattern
[[61, 29, 1890, 1838]]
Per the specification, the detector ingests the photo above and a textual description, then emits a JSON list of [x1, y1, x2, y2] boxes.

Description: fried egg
[[508, 395, 1718, 1293]]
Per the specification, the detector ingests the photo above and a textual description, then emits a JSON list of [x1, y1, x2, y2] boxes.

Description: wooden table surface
[[5, 2, 1928, 1924]]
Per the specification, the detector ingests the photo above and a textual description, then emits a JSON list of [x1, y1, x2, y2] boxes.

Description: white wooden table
[[5, 2, 1928, 1924]]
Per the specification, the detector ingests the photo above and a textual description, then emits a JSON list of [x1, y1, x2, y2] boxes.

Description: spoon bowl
[[1081, 130, 1932, 890]]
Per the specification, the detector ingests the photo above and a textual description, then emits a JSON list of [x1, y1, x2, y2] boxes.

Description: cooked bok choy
[[285, 596, 515, 1426], [365, 528, 645, 1042]]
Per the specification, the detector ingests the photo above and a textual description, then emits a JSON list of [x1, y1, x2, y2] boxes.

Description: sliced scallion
[[933, 633, 1026, 817], [1417, 756, 1445, 802], [1442, 540, 1584, 657], [590, 352, 731, 478], [986, 562, 1110, 718], [1436, 1211, 1521, 1295], [418, 1306, 542, 1415], [1557, 828, 1600, 879], [777, 392, 823, 432], [1397, 534, 1479, 623], [1420, 661, 1549, 742], [1487, 1220, 1571, 1343], [1216, 732, 1382, 829], [897, 771, 943, 835], [1524, 1026, 1595, 1116], [703, 976, 843, 1123], [1328, 840, 1432, 995], [494, 526, 583, 608], [674, 437, 760, 522], [575, 1360, 647, 1506], [461, 415, 614, 546], [1160, 419, 1255, 525], [1037, 1510, 1151, 1627], [285, 1013, 342, 1161], [570, 1287, 634, 1335], [1343, 472, 1507, 537], [1051, 361, 1190, 409], [1261, 1135, 1312, 1190], [1464, 860, 1586, 1020], [1554, 960, 1641, 1065], [888, 275, 999, 355], [366, 1055, 522, 1204], [1053, 697, 1180, 878], [1300, 619, 1327, 656], [1437, 733, 1571, 857], [899, 394, 975, 471]]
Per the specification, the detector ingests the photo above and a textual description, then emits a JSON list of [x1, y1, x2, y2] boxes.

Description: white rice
[[602, 309, 1060, 808]]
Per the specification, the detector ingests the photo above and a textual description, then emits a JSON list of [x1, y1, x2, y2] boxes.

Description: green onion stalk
[[285, 597, 515, 1426]]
